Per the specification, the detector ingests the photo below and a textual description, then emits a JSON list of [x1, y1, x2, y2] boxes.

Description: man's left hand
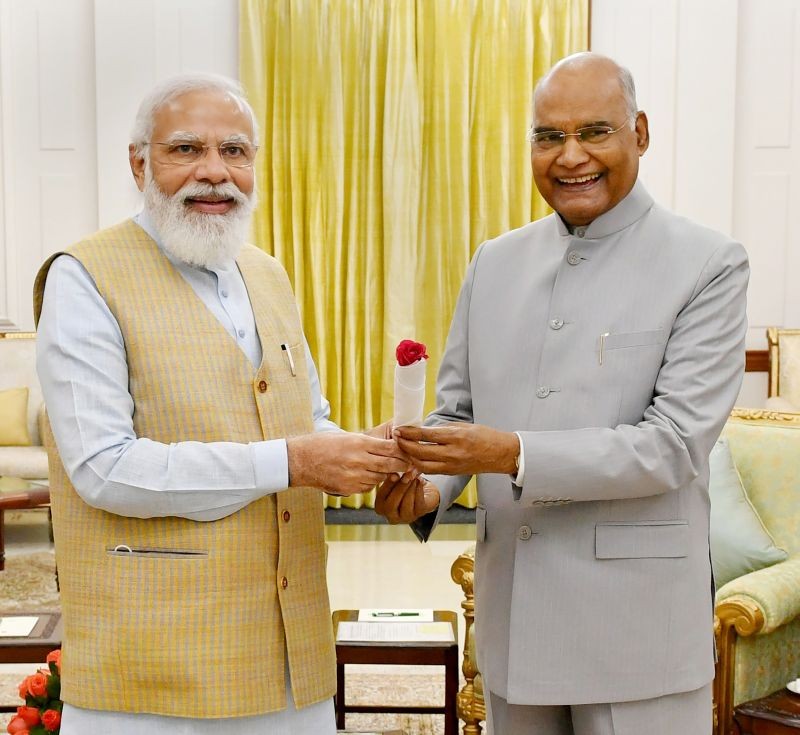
[[394, 423, 519, 476], [375, 470, 440, 524]]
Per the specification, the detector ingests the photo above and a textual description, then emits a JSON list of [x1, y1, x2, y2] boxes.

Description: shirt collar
[[554, 179, 654, 239]]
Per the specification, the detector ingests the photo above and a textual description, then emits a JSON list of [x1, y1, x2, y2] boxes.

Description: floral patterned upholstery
[[714, 409, 800, 735]]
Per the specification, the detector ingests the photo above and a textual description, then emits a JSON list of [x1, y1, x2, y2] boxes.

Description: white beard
[[143, 165, 257, 270]]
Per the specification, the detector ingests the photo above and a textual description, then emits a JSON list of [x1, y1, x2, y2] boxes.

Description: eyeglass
[[151, 140, 258, 168], [526, 120, 632, 150]]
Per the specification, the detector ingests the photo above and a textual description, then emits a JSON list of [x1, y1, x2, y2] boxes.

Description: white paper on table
[[393, 359, 427, 427], [0, 616, 38, 637], [337, 621, 454, 643]]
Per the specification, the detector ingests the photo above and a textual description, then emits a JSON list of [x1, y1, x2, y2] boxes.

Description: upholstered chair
[[713, 409, 800, 735]]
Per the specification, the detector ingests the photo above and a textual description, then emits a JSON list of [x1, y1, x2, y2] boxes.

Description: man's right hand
[[286, 432, 410, 496]]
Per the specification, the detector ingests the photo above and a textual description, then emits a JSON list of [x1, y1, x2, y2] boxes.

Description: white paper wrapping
[[393, 359, 427, 427]]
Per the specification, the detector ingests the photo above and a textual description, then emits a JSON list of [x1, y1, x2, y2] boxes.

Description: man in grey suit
[[375, 52, 748, 734]]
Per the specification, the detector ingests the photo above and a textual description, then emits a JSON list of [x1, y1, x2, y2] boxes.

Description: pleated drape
[[240, 0, 588, 508]]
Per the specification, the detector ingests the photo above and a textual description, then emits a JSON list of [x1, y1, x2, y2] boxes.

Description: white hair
[[130, 72, 259, 156]]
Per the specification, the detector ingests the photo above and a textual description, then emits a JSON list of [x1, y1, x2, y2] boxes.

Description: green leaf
[[46, 674, 60, 701]]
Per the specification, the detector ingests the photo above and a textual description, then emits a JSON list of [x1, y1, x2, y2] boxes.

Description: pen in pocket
[[281, 343, 296, 376], [599, 332, 609, 366]]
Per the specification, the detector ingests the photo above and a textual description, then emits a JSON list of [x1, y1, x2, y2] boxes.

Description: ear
[[129, 144, 146, 192], [634, 111, 650, 156]]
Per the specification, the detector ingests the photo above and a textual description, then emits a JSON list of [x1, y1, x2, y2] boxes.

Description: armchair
[[451, 408, 800, 735], [713, 408, 800, 735]]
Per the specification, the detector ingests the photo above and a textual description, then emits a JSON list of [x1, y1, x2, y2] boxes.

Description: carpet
[[0, 551, 59, 612]]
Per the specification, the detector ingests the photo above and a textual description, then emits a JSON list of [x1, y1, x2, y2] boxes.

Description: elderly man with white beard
[[33, 73, 408, 735]]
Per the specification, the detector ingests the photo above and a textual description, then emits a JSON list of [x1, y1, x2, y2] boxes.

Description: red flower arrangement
[[8, 650, 62, 734]]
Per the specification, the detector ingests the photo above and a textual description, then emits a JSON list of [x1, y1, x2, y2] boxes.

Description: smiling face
[[130, 87, 255, 211], [531, 57, 649, 227], [128, 87, 258, 269]]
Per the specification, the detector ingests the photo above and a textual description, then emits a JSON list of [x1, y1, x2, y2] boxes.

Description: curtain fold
[[240, 0, 589, 509]]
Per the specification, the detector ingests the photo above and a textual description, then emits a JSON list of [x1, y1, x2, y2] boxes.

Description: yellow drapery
[[239, 0, 588, 508]]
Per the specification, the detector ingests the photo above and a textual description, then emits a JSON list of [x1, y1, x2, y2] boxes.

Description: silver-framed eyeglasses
[[152, 140, 258, 168], [526, 120, 632, 150]]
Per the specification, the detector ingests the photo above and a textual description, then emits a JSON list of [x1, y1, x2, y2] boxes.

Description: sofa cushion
[[0, 446, 49, 479], [0, 334, 42, 445], [0, 387, 31, 446], [723, 419, 800, 555], [710, 438, 787, 588]]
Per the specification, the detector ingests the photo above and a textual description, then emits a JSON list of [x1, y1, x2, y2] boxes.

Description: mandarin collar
[[554, 179, 654, 240]]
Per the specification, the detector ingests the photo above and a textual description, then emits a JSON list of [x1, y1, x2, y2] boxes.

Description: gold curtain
[[240, 0, 588, 508]]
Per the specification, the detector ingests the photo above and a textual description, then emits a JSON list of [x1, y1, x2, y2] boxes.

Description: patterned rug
[[0, 549, 446, 733], [0, 552, 59, 612]]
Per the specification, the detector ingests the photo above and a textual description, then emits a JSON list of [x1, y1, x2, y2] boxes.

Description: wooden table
[[0, 611, 62, 712], [332, 609, 459, 735], [735, 689, 800, 734], [0, 476, 50, 571]]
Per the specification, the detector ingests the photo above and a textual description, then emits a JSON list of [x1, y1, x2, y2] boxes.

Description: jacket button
[[536, 386, 550, 398], [258, 380, 268, 393], [549, 318, 564, 330], [567, 251, 581, 265], [280, 576, 288, 589], [282, 510, 291, 522], [518, 525, 532, 540]]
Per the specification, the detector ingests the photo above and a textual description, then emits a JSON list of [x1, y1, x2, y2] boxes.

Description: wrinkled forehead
[[153, 89, 255, 141], [533, 66, 627, 128]]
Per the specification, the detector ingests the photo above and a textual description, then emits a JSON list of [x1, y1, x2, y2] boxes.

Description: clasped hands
[[376, 423, 520, 524], [287, 422, 518, 524]]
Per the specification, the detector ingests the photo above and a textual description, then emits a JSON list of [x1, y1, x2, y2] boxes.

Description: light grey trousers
[[486, 683, 712, 735]]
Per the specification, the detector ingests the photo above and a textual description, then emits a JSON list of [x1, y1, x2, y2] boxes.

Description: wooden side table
[[0, 476, 51, 571], [734, 689, 800, 734], [332, 609, 459, 735], [0, 612, 62, 712]]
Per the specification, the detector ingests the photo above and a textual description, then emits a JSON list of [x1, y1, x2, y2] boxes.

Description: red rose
[[41, 709, 61, 732], [25, 673, 48, 699], [6, 716, 29, 734], [396, 339, 428, 366], [15, 707, 40, 727]]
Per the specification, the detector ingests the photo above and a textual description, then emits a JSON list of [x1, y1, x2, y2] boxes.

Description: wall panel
[[0, 0, 96, 331], [734, 0, 800, 355]]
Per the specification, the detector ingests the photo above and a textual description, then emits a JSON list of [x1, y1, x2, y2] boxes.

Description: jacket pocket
[[475, 506, 487, 542], [603, 328, 667, 350], [595, 520, 688, 559], [106, 545, 208, 560]]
